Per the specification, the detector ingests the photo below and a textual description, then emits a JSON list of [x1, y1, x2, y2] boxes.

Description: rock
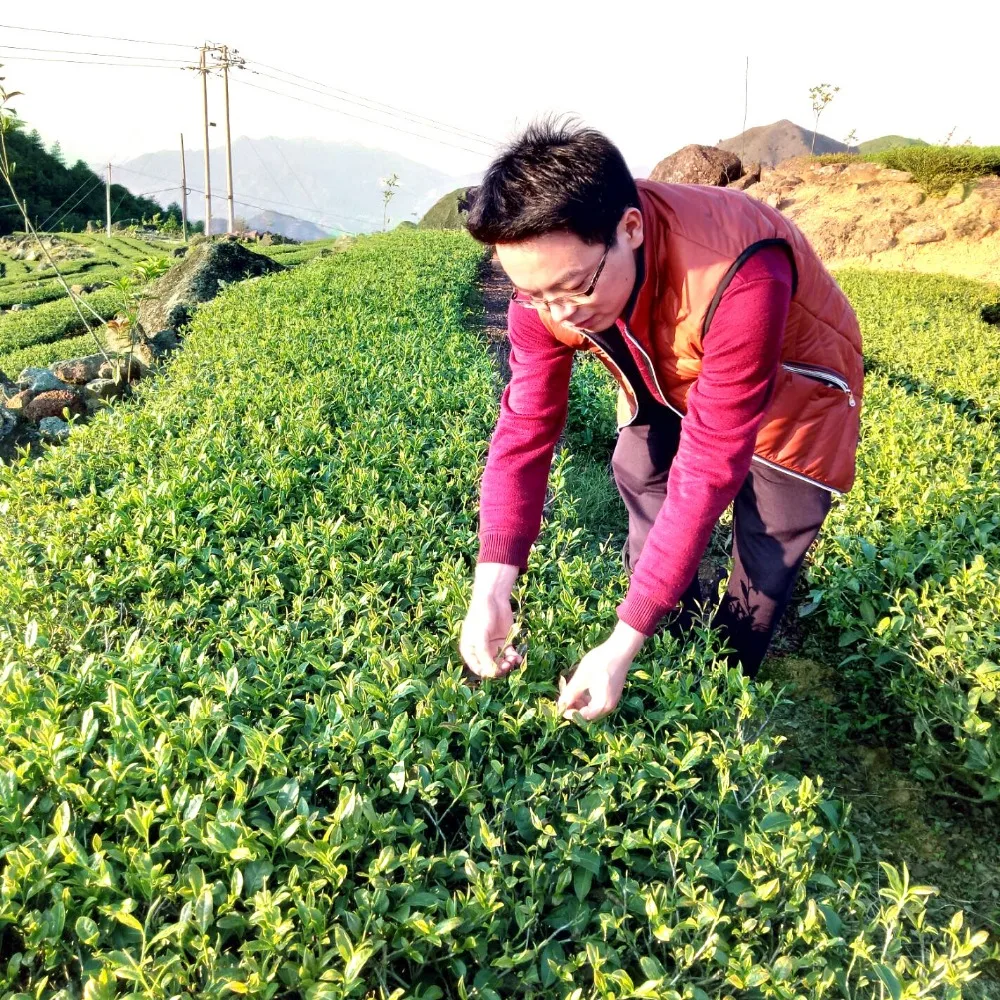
[[765, 192, 783, 209], [898, 222, 946, 246], [136, 240, 284, 335], [0, 369, 17, 400], [0, 408, 16, 442], [729, 161, 762, 191], [37, 416, 70, 443], [4, 389, 36, 413], [941, 182, 968, 209], [23, 389, 87, 423], [815, 163, 846, 176], [50, 354, 108, 385], [877, 168, 913, 183], [862, 227, 897, 255], [84, 378, 126, 401], [16, 367, 67, 393], [9, 303, 25, 312], [649, 144, 743, 186]]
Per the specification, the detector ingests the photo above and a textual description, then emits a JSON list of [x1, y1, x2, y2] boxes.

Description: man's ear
[[623, 207, 644, 249]]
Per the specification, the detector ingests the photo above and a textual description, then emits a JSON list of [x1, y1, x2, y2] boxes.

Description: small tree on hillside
[[380, 172, 399, 232], [843, 128, 858, 154], [808, 83, 840, 155]]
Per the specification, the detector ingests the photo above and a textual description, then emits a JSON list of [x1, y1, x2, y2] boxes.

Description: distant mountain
[[716, 119, 848, 167], [106, 137, 481, 236], [858, 135, 929, 154], [208, 210, 330, 241]]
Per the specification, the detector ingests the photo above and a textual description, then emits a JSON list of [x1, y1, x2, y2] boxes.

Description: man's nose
[[548, 299, 577, 325]]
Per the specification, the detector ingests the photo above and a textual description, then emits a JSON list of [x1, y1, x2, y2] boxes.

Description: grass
[[813, 145, 1000, 195]]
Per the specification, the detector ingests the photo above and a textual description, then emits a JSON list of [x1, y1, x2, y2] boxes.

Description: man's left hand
[[556, 623, 647, 722]]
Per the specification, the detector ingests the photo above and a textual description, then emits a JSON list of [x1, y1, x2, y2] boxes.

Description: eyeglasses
[[509, 238, 614, 312]]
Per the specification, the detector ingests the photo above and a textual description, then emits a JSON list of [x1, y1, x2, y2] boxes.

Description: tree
[[843, 128, 858, 154], [380, 172, 399, 232], [49, 140, 64, 165], [808, 83, 840, 155]]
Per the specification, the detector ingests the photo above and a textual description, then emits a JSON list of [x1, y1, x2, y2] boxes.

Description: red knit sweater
[[477, 245, 795, 637]]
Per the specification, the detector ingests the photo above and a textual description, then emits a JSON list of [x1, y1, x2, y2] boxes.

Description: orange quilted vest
[[538, 178, 864, 494]]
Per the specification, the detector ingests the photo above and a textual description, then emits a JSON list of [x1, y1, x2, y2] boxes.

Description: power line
[[232, 76, 491, 157], [244, 62, 498, 147], [0, 23, 193, 48], [269, 137, 321, 211], [0, 52, 188, 70], [0, 42, 192, 62]]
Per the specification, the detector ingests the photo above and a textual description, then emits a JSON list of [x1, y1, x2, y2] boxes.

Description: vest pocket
[[755, 363, 862, 493], [780, 362, 856, 407]]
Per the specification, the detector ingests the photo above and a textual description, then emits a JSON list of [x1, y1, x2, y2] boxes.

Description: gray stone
[[37, 416, 70, 443], [0, 408, 16, 442], [9, 303, 26, 312], [84, 378, 126, 401], [136, 240, 284, 335], [16, 367, 67, 393]]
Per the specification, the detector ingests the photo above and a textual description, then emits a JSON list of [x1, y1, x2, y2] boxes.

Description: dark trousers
[[610, 404, 832, 678]]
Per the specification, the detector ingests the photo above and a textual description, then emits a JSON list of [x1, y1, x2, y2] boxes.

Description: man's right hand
[[459, 563, 524, 679]]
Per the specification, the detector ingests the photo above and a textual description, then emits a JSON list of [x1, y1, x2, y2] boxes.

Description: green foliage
[[0, 230, 990, 996], [801, 269, 1000, 800], [813, 145, 1000, 195], [0, 330, 99, 375], [0, 286, 121, 356], [857, 135, 929, 155], [0, 125, 169, 236], [418, 187, 473, 231]]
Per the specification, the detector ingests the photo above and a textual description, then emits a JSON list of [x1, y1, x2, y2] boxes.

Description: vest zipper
[[782, 362, 857, 407], [570, 328, 643, 428], [750, 453, 843, 496], [618, 320, 685, 419]]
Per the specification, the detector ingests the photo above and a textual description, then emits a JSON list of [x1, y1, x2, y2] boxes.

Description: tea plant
[[0, 230, 991, 997]]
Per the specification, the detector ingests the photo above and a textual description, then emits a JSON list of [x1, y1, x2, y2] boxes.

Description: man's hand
[[460, 563, 524, 679], [556, 622, 647, 722]]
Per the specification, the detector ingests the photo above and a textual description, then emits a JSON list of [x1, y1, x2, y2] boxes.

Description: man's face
[[496, 207, 644, 334]]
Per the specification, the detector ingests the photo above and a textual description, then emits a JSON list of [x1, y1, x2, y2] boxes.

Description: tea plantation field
[[0, 234, 346, 378], [0, 230, 995, 997]]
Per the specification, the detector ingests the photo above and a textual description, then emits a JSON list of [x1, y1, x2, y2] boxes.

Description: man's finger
[[557, 672, 588, 713]]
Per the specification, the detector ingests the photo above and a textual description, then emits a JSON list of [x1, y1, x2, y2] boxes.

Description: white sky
[[2, 0, 997, 181]]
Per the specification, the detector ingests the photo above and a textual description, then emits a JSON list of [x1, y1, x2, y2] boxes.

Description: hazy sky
[[2, 1, 996, 182]]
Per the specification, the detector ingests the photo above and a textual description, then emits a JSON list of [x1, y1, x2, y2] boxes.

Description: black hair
[[465, 113, 640, 247]]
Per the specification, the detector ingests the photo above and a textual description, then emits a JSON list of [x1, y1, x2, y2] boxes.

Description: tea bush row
[[0, 230, 989, 997]]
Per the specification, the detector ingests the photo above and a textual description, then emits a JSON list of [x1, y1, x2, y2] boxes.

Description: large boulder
[[50, 354, 108, 385], [136, 239, 284, 335], [649, 145, 743, 186]]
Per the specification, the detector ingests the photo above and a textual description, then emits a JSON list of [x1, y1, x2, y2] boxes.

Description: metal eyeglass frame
[[509, 237, 614, 312]]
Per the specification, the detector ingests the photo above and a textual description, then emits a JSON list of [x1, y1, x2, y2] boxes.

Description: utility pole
[[200, 44, 212, 238], [179, 132, 189, 243], [106, 162, 112, 238], [221, 45, 236, 234]]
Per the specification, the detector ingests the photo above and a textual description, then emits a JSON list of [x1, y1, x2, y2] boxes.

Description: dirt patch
[[748, 160, 1000, 282]]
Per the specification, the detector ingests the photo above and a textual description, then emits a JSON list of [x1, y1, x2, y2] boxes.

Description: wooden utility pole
[[221, 45, 236, 234], [179, 133, 188, 243], [200, 45, 212, 237], [105, 162, 112, 237]]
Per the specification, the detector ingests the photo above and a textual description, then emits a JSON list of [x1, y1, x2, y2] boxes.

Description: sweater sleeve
[[476, 300, 575, 572], [616, 245, 794, 636]]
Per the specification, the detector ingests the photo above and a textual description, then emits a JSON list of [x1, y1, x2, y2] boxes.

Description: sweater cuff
[[616, 587, 674, 638], [477, 532, 533, 574]]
